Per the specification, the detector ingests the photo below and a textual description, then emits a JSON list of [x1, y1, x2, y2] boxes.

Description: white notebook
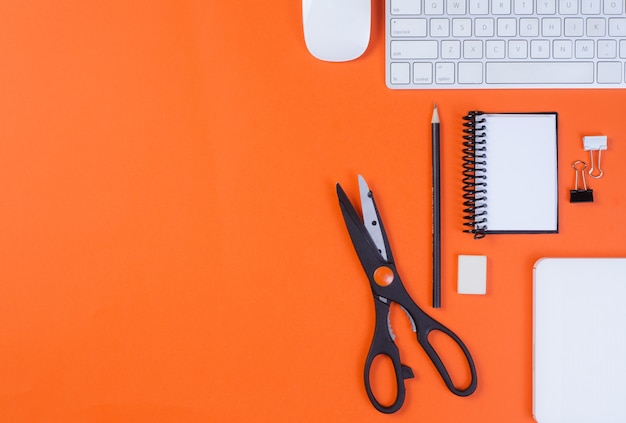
[[462, 112, 558, 239], [533, 258, 626, 423]]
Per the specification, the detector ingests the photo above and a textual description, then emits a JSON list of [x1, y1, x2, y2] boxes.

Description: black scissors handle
[[363, 298, 414, 414], [364, 288, 478, 413], [411, 305, 478, 396]]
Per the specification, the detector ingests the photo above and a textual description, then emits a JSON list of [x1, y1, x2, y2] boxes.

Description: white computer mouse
[[302, 0, 371, 62]]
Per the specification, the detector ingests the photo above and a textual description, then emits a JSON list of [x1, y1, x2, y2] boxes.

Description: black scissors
[[336, 175, 478, 414]]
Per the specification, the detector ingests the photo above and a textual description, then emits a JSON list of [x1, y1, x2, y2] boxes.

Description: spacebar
[[486, 62, 594, 84]]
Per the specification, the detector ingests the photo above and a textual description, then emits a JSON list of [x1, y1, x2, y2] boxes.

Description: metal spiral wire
[[461, 111, 488, 239]]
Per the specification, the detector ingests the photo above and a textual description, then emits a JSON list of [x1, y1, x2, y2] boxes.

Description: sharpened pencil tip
[[432, 102, 440, 124]]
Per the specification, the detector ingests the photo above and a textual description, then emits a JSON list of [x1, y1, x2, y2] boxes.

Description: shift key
[[391, 41, 438, 59]]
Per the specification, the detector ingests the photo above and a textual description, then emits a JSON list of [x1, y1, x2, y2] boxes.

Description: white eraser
[[458, 255, 487, 295]]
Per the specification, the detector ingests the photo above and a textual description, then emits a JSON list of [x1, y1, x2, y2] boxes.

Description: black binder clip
[[570, 160, 594, 203]]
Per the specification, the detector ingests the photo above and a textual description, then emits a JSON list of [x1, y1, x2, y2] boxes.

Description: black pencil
[[432, 103, 441, 308]]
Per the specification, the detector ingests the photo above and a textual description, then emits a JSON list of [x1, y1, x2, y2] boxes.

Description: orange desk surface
[[1, 2, 626, 422]]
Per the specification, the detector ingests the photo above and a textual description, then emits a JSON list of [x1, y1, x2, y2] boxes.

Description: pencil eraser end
[[458, 255, 487, 295]]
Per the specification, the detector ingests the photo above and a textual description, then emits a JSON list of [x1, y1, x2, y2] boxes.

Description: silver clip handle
[[572, 160, 588, 190]]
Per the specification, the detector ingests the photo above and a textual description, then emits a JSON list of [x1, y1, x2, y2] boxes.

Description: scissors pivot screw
[[374, 266, 395, 286]]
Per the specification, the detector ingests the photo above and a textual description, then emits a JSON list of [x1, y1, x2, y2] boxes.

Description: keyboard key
[[559, 0, 579, 13], [391, 19, 428, 37], [553, 39, 574, 58], [391, 41, 439, 59], [576, 39, 595, 58], [486, 40, 506, 58], [390, 62, 411, 84], [485, 62, 594, 83], [447, 0, 467, 14], [498, 18, 517, 36], [537, 0, 557, 14], [391, 0, 421, 15], [431, 18, 451, 36], [604, 0, 624, 13], [564, 17, 584, 36], [441, 40, 462, 58], [425, 0, 445, 14], [542, 18, 562, 36], [608, 18, 626, 36], [597, 39, 617, 58], [464, 40, 483, 58], [469, 0, 490, 14], [475, 18, 495, 36], [514, 0, 534, 14], [621, 40, 626, 58], [597, 61, 622, 82], [509, 40, 529, 58], [582, 0, 602, 14], [520, 18, 540, 36], [453, 18, 473, 36], [458, 62, 483, 83], [531, 40, 551, 58], [587, 18, 606, 36], [492, 0, 512, 13], [413, 63, 433, 84], [435, 62, 455, 83]]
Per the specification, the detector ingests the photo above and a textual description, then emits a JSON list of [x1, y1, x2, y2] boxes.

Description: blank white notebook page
[[533, 258, 626, 423], [477, 114, 558, 232]]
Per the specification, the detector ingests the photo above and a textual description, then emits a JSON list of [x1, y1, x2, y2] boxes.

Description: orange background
[[1, 2, 626, 422]]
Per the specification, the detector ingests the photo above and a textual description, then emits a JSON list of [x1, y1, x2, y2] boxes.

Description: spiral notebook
[[462, 112, 558, 239]]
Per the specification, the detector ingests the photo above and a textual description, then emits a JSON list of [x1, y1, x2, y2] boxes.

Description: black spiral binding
[[462, 111, 488, 239]]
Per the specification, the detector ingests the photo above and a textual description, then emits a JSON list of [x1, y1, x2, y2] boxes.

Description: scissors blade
[[336, 182, 384, 267], [358, 175, 388, 261]]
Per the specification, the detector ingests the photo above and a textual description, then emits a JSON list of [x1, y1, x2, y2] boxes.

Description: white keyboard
[[386, 0, 626, 88]]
